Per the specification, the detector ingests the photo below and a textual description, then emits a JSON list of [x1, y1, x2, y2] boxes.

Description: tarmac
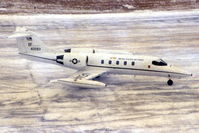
[[0, 10, 199, 132]]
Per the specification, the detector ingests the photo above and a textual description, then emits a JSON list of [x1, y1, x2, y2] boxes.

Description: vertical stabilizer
[[9, 27, 56, 61], [9, 27, 53, 54]]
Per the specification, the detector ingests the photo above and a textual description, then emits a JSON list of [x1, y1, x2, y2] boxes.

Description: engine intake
[[56, 55, 64, 65]]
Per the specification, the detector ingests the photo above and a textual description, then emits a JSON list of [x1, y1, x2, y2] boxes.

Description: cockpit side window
[[152, 59, 167, 66]]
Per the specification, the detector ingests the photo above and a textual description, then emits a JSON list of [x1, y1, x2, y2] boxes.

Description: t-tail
[[9, 27, 57, 61]]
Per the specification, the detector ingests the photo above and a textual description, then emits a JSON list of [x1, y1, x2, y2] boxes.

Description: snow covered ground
[[0, 10, 199, 132]]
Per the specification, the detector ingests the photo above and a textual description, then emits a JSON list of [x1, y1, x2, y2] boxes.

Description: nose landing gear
[[167, 79, 173, 86]]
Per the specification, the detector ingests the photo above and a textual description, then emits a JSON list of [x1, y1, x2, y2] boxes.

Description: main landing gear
[[167, 79, 173, 86]]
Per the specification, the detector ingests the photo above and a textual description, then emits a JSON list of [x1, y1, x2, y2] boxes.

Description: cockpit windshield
[[152, 59, 167, 66]]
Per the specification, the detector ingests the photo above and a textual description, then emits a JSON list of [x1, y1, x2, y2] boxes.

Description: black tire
[[72, 58, 78, 64], [167, 79, 173, 86]]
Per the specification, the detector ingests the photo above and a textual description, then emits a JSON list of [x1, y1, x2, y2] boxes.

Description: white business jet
[[9, 28, 192, 88]]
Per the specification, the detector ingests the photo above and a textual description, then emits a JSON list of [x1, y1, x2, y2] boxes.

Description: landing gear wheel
[[167, 79, 173, 86]]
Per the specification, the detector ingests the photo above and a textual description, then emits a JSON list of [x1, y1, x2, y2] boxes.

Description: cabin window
[[124, 61, 127, 65], [132, 61, 135, 66], [116, 61, 119, 65], [101, 60, 104, 64], [109, 60, 112, 65], [152, 59, 167, 66]]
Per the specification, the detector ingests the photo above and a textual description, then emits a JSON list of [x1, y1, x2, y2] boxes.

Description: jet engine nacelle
[[56, 53, 87, 69], [56, 53, 88, 69]]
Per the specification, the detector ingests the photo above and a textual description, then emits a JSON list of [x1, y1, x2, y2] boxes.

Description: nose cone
[[185, 73, 193, 77], [171, 66, 192, 77]]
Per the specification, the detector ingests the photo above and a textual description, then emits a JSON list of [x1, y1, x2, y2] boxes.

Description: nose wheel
[[167, 79, 173, 86]]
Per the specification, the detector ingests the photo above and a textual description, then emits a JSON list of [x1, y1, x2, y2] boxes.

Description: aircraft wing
[[52, 67, 108, 88]]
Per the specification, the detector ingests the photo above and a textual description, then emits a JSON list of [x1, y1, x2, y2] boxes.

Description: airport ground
[[0, 10, 199, 132]]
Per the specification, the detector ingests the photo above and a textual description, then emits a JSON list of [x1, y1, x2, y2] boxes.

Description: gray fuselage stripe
[[87, 64, 187, 76], [20, 53, 56, 61]]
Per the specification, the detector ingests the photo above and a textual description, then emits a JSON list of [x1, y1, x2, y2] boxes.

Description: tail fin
[[9, 27, 53, 54]]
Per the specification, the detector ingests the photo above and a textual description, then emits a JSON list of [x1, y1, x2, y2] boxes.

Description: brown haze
[[0, 0, 199, 14]]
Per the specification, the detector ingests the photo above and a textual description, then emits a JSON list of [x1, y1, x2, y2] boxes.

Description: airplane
[[9, 27, 192, 88]]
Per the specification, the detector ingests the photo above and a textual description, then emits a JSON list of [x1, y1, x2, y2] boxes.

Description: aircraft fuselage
[[56, 52, 191, 79]]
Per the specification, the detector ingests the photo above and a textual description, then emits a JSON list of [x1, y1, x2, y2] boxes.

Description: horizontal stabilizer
[[8, 33, 31, 38]]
